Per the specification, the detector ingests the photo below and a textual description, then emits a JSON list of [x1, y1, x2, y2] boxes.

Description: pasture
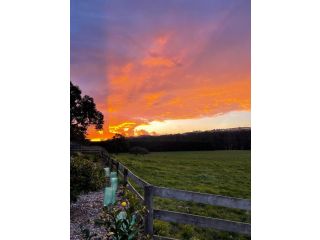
[[115, 150, 251, 240]]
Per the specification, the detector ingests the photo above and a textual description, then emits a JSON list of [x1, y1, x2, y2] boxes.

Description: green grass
[[115, 151, 251, 240]]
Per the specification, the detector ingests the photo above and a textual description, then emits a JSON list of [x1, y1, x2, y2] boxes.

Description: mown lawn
[[115, 150, 251, 240]]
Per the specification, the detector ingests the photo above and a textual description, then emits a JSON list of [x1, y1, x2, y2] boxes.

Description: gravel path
[[70, 190, 107, 240]]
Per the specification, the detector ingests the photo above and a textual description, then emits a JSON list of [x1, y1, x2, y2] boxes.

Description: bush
[[94, 187, 149, 240], [129, 146, 149, 155], [70, 153, 106, 202]]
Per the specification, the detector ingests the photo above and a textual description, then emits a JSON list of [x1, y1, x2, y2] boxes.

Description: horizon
[[71, 0, 251, 140], [90, 126, 251, 142]]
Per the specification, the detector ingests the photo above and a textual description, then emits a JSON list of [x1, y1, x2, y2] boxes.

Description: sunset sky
[[71, 0, 251, 140]]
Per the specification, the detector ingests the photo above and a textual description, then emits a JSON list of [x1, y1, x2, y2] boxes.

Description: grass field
[[115, 150, 251, 240]]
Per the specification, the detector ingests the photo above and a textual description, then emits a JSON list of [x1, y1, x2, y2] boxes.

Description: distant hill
[[92, 127, 251, 153]]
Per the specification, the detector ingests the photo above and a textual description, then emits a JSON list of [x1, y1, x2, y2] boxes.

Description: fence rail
[[71, 145, 251, 238], [153, 209, 251, 235], [127, 182, 144, 202], [153, 186, 250, 211], [115, 159, 150, 187]]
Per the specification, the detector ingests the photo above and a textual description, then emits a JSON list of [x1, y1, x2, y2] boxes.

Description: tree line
[[92, 128, 251, 153]]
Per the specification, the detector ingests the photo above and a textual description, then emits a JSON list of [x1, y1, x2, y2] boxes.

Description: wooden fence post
[[144, 185, 154, 236], [116, 162, 119, 177], [123, 168, 128, 186], [101, 151, 107, 167], [110, 158, 113, 171]]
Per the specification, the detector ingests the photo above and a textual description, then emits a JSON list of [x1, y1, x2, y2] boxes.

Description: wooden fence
[[71, 146, 251, 239]]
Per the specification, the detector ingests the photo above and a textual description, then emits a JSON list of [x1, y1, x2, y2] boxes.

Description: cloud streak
[[71, 0, 251, 139]]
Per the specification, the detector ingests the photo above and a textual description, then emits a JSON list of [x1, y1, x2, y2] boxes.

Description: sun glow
[[90, 138, 102, 142]]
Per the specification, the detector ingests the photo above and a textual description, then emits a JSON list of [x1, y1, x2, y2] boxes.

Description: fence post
[[110, 158, 113, 171], [123, 168, 128, 186], [144, 185, 154, 236], [101, 151, 107, 167], [116, 162, 119, 177]]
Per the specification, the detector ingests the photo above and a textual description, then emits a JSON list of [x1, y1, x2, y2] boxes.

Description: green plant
[[154, 220, 171, 236], [180, 225, 194, 239], [70, 153, 106, 202], [95, 188, 150, 240]]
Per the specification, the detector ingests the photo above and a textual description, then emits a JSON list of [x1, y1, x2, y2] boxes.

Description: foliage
[[95, 187, 150, 240], [116, 151, 251, 240], [153, 220, 171, 236], [93, 134, 129, 154], [96, 128, 250, 152], [129, 146, 149, 155], [71, 82, 104, 141], [110, 134, 129, 154], [70, 153, 106, 202], [129, 128, 250, 151]]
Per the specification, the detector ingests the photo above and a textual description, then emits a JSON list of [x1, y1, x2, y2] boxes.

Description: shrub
[[70, 153, 106, 202], [94, 187, 150, 240], [129, 146, 149, 155]]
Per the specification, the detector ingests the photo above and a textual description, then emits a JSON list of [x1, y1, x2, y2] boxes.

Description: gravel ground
[[70, 190, 107, 240]]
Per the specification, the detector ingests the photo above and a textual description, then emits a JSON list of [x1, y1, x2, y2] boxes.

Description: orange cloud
[[80, 5, 250, 140], [134, 129, 151, 136], [109, 122, 138, 136], [71, 0, 251, 141], [143, 57, 176, 67]]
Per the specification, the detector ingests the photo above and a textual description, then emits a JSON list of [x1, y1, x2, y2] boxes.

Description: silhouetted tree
[[110, 134, 129, 154], [124, 128, 250, 152], [70, 82, 104, 141], [93, 133, 129, 153], [95, 128, 250, 152]]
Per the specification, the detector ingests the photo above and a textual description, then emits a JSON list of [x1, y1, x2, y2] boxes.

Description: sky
[[71, 0, 251, 140]]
